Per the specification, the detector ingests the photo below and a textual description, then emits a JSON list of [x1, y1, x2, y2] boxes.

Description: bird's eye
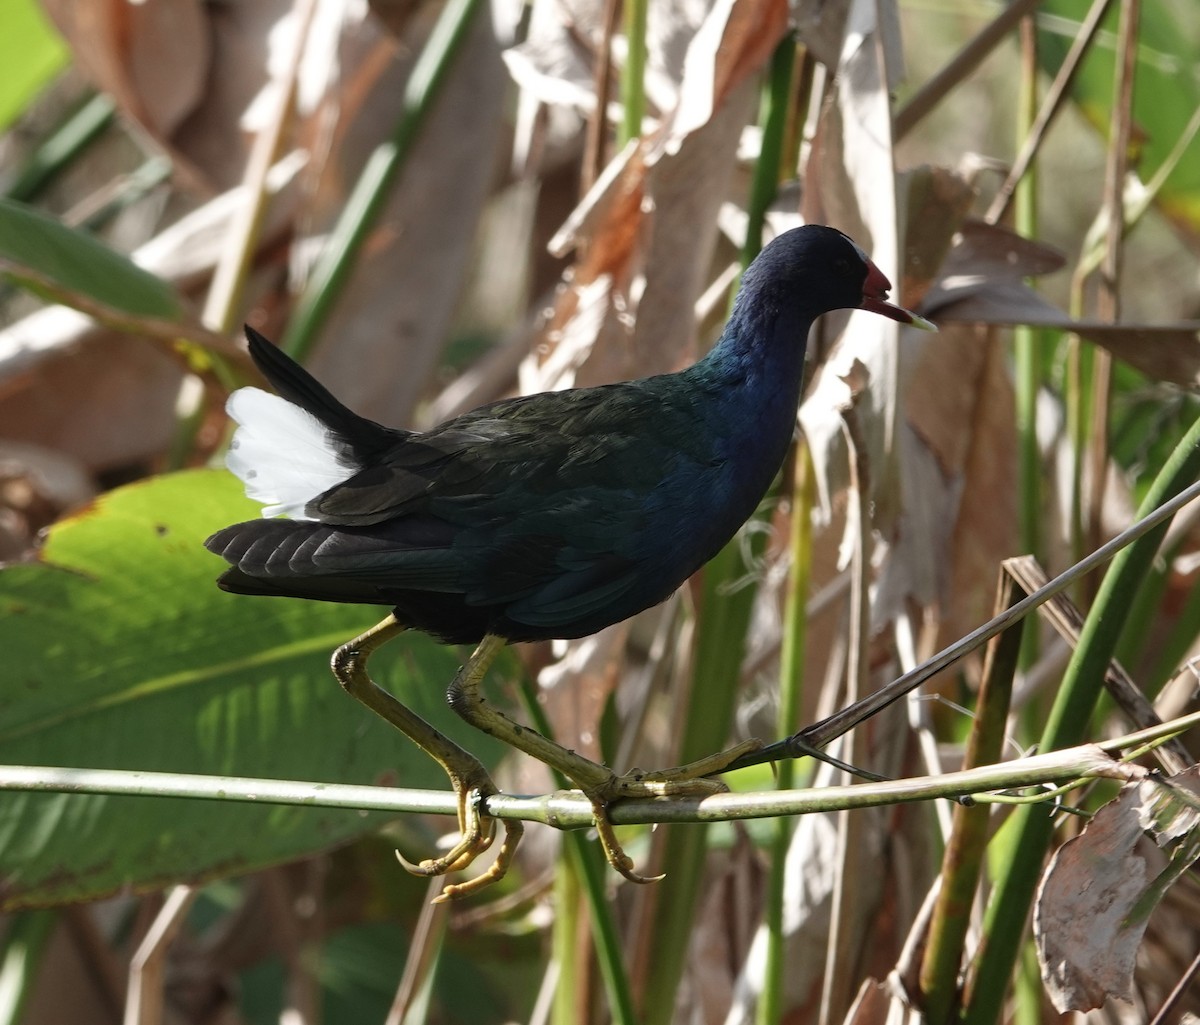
[[833, 256, 853, 275]]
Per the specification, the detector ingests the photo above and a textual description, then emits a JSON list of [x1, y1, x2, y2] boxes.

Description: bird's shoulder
[[307, 373, 717, 525], [429, 374, 717, 464]]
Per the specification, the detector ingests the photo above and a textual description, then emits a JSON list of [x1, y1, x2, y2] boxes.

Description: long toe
[[433, 819, 525, 902], [589, 805, 665, 885]]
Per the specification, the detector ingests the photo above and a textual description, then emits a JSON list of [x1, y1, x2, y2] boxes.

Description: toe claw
[[394, 848, 428, 876], [615, 864, 666, 885], [573, 740, 765, 885], [432, 818, 525, 902], [590, 801, 664, 885], [394, 842, 481, 879], [393, 781, 510, 894]]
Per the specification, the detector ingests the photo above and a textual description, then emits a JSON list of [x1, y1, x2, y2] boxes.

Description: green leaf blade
[[0, 470, 503, 909], [0, 196, 182, 321]]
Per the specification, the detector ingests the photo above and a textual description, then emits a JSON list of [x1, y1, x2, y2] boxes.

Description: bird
[[205, 224, 934, 899]]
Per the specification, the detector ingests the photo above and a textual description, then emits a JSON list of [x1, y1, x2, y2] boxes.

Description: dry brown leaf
[[923, 220, 1200, 386], [803, 0, 903, 255], [530, 3, 762, 388], [800, 0, 911, 557], [547, 140, 644, 264], [799, 317, 930, 536], [793, 0, 851, 70], [502, 0, 602, 113], [298, 6, 508, 425], [656, 0, 788, 157], [934, 284, 1200, 388], [684, 843, 764, 1025], [0, 155, 304, 471], [934, 218, 1068, 281], [0, 441, 94, 560], [901, 326, 1018, 646], [526, 144, 644, 392], [788, 4, 960, 761], [501, 0, 601, 177], [872, 420, 961, 622], [0, 332, 183, 472], [806, 170, 976, 627], [41, 0, 294, 191], [623, 78, 756, 378], [642, 0, 709, 113], [897, 164, 977, 308], [535, 0, 773, 387], [537, 623, 630, 764], [523, 277, 627, 393], [42, 0, 209, 145], [365, 0, 424, 38], [1035, 766, 1200, 1012], [177, 0, 303, 189]]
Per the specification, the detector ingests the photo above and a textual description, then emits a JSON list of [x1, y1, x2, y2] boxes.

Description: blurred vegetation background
[[1, 0, 1200, 1023]]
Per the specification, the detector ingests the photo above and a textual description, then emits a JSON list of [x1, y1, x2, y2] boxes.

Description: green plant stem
[[0, 739, 1152, 824], [618, 0, 647, 146], [1006, 69, 1045, 1020], [641, 537, 767, 1025], [389, 880, 448, 1023], [73, 157, 172, 234], [4, 93, 115, 203], [1065, 329, 1093, 578], [1014, 941, 1042, 1025], [962, 411, 1200, 1025], [516, 676, 636, 1025], [780, 47, 812, 181], [1113, 548, 1170, 671], [552, 842, 583, 1025], [919, 570, 1024, 1024], [0, 910, 58, 1025], [643, 39, 797, 1025], [280, 0, 481, 362], [1013, 323, 1041, 667], [564, 824, 628, 1025], [1013, 13, 1041, 673], [758, 443, 811, 1025], [1149, 565, 1200, 695], [742, 38, 796, 266]]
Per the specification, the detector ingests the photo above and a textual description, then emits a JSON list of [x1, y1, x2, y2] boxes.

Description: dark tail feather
[[205, 518, 388, 605], [205, 517, 322, 577], [243, 326, 404, 461]]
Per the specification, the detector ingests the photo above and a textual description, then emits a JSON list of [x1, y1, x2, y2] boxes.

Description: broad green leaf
[[0, 470, 506, 909], [0, 0, 67, 132], [0, 196, 181, 321]]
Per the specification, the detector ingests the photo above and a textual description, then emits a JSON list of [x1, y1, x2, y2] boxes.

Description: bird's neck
[[693, 298, 812, 403], [678, 300, 814, 517]]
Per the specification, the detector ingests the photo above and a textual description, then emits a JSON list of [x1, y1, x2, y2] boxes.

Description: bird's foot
[[577, 738, 764, 884], [615, 737, 765, 792], [331, 623, 525, 900], [395, 768, 525, 902]]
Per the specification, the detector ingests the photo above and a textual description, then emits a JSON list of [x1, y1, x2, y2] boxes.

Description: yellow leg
[[335, 620, 762, 895], [331, 615, 523, 901], [447, 634, 763, 883]]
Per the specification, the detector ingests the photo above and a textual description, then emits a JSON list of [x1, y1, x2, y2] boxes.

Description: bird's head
[[742, 224, 936, 331]]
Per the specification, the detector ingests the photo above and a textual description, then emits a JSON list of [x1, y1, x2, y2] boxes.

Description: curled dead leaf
[[1035, 766, 1200, 1013]]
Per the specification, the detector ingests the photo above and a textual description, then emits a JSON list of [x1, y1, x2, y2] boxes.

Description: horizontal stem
[[0, 742, 1142, 830]]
